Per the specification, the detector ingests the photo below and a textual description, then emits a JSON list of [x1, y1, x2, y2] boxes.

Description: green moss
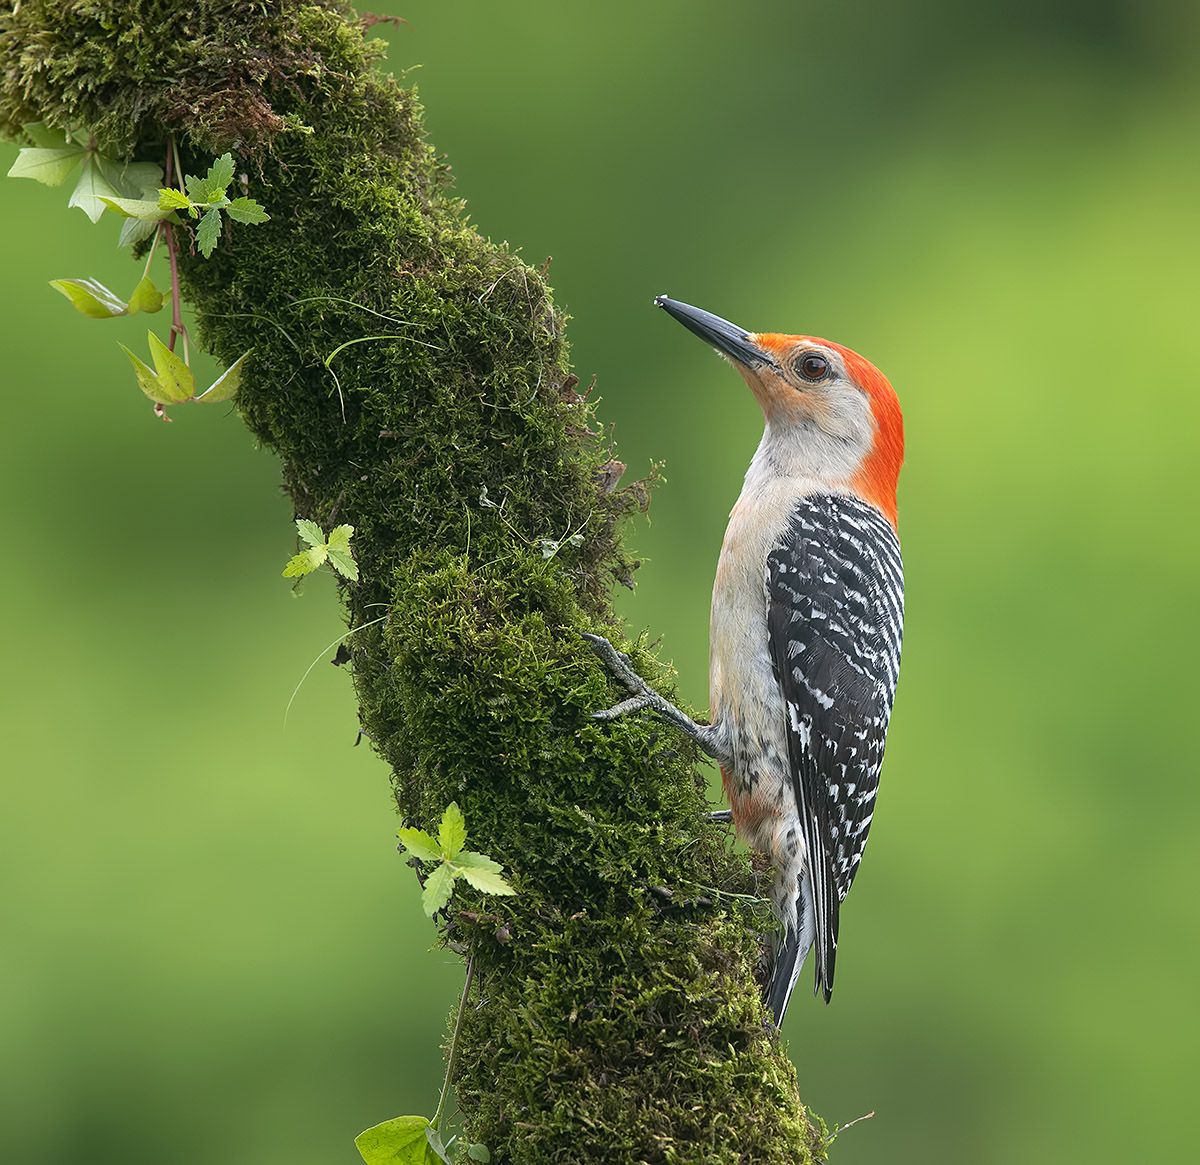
[[1, 3, 824, 1160]]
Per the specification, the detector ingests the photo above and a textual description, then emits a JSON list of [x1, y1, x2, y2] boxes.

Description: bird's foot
[[582, 632, 731, 765]]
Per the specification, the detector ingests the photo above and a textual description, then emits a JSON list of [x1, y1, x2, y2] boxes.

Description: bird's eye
[[795, 351, 830, 381]]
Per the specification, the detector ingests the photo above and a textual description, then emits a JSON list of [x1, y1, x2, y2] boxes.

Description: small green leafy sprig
[[281, 519, 360, 582], [157, 151, 269, 258], [355, 805, 512, 1164], [397, 802, 516, 917], [120, 335, 247, 408], [7, 128, 267, 420]]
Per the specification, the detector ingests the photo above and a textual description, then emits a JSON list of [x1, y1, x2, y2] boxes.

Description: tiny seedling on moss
[[358, 803, 516, 1165], [282, 519, 359, 582], [397, 802, 516, 917]]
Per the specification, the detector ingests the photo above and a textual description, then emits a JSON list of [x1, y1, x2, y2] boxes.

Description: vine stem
[[431, 951, 475, 1131], [163, 136, 189, 358]]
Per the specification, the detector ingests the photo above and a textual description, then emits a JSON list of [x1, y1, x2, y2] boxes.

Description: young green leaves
[[161, 152, 269, 257], [282, 519, 360, 582], [119, 334, 248, 416], [358, 814, 508, 1165], [355, 1116, 446, 1165], [49, 273, 164, 319], [7, 127, 268, 258], [397, 803, 517, 918], [7, 122, 163, 224]]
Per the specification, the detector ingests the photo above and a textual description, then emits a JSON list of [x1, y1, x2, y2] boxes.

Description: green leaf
[[102, 158, 163, 198], [467, 1145, 492, 1163], [196, 207, 222, 257], [158, 187, 192, 211], [396, 827, 443, 863], [7, 146, 84, 187], [68, 154, 122, 222], [325, 523, 358, 581], [195, 351, 248, 403], [146, 331, 196, 402], [22, 121, 70, 149], [99, 195, 170, 221], [127, 275, 164, 315], [226, 196, 269, 224], [120, 343, 177, 406], [184, 172, 208, 204], [326, 524, 354, 549], [452, 851, 516, 897], [49, 277, 127, 319], [424, 1127, 452, 1165], [118, 214, 160, 248], [421, 862, 456, 917], [293, 519, 323, 547], [438, 802, 467, 860], [203, 152, 235, 199], [282, 546, 327, 578], [354, 1115, 432, 1165]]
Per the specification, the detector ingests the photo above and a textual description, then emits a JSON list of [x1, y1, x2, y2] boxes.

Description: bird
[[585, 295, 904, 1025]]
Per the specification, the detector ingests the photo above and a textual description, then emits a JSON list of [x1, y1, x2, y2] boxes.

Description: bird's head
[[656, 295, 904, 526]]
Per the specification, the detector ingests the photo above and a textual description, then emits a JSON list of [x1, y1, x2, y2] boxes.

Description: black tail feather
[[765, 925, 802, 1025]]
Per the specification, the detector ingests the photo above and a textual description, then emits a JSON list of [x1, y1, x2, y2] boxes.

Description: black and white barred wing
[[765, 493, 903, 1000]]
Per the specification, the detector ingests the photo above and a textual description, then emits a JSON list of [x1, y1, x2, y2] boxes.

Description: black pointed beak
[[654, 295, 771, 368]]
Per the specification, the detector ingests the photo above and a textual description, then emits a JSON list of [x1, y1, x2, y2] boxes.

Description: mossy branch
[[0, 2, 825, 1160]]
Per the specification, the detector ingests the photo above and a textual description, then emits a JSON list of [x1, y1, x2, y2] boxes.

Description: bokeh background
[[2, 2, 1198, 1162]]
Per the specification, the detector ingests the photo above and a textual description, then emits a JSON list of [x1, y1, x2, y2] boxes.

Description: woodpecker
[[586, 295, 904, 1024]]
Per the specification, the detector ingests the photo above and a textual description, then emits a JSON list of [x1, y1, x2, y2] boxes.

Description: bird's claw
[[582, 630, 732, 766], [591, 694, 655, 721]]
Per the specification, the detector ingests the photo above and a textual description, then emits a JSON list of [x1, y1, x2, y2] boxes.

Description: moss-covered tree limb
[[0, 3, 825, 1160]]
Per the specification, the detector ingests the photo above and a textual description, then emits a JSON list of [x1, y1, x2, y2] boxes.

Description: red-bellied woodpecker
[[586, 295, 904, 1025]]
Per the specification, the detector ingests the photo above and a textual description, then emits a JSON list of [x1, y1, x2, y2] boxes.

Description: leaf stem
[[164, 136, 189, 357], [142, 223, 161, 280], [431, 952, 475, 1131], [163, 222, 190, 356]]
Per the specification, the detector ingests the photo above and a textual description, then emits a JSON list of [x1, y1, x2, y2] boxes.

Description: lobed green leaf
[[282, 546, 327, 578], [451, 851, 516, 897], [226, 196, 269, 224], [396, 827, 442, 863], [21, 122, 71, 149], [49, 277, 126, 318], [196, 351, 249, 403], [158, 187, 192, 211], [196, 207, 222, 257], [146, 331, 195, 402], [68, 154, 122, 222], [325, 524, 358, 580], [354, 1115, 433, 1165], [421, 862, 456, 917], [202, 152, 235, 199], [120, 343, 176, 405], [438, 802, 467, 860], [127, 275, 164, 315], [118, 215, 159, 249], [8, 146, 83, 187], [100, 194, 170, 221], [295, 518, 325, 547]]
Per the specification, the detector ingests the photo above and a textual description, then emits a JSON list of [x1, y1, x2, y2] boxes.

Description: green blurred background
[[2, 2, 1197, 1162]]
